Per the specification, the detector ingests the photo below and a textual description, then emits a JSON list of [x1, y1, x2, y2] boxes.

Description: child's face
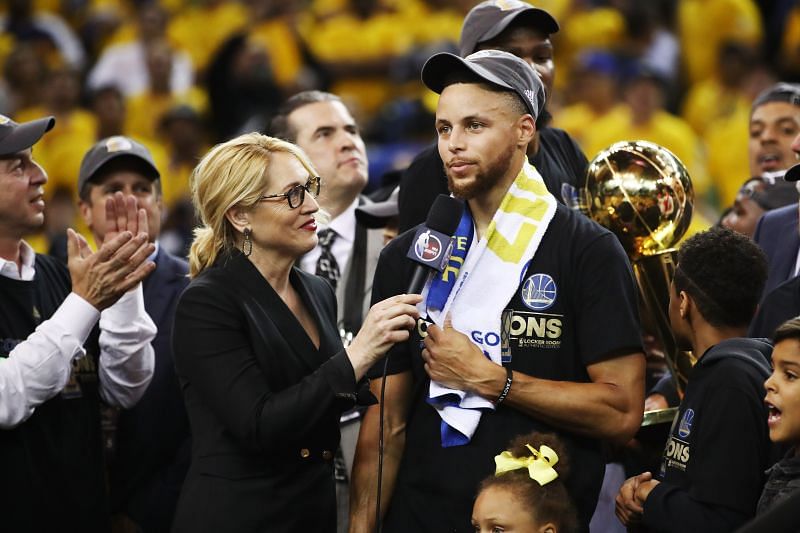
[[471, 485, 556, 533], [765, 338, 800, 447]]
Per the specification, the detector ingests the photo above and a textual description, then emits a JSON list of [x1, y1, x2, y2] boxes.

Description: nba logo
[[414, 230, 442, 262]]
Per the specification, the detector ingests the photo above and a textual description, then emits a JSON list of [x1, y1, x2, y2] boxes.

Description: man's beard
[[446, 142, 517, 200]]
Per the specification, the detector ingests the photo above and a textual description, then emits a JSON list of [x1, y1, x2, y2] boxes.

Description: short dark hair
[[79, 156, 162, 202], [673, 227, 767, 328], [441, 72, 529, 117], [268, 91, 343, 142], [773, 317, 800, 345], [477, 432, 577, 533]]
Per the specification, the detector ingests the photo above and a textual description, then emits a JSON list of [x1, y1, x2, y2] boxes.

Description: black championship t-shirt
[[398, 127, 588, 232], [371, 204, 643, 533], [0, 254, 108, 533]]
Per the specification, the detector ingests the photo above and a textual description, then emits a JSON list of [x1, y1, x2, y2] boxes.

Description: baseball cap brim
[[0, 116, 55, 156], [355, 188, 399, 228], [785, 163, 800, 182], [422, 52, 516, 96]]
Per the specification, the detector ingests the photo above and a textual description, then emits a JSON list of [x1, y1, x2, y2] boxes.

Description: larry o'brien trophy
[[580, 140, 694, 427]]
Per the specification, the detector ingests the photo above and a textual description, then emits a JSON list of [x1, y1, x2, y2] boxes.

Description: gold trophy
[[581, 141, 694, 425]]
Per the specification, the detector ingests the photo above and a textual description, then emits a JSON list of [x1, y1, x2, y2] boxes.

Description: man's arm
[[422, 320, 645, 444], [349, 371, 413, 533], [0, 223, 156, 427], [0, 293, 100, 428], [97, 283, 156, 408]]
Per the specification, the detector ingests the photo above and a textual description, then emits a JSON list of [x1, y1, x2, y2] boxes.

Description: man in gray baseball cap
[[77, 135, 191, 532], [0, 114, 157, 531], [351, 49, 644, 533], [398, 0, 588, 232]]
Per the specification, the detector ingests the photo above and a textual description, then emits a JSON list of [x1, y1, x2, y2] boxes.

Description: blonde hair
[[188, 132, 319, 277]]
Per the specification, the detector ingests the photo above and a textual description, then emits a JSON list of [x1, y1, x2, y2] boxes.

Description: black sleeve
[[366, 236, 415, 378], [398, 144, 450, 232], [172, 281, 359, 453], [643, 482, 751, 533], [574, 233, 643, 365]]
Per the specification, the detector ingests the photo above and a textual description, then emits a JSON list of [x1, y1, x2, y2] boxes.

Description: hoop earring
[[242, 228, 253, 257]]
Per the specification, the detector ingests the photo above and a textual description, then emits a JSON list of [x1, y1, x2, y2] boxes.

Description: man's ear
[[679, 290, 691, 320], [539, 523, 556, 533], [517, 114, 536, 148], [224, 205, 251, 235], [78, 199, 93, 229]]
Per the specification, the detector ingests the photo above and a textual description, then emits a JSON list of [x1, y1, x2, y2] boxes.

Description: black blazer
[[171, 250, 369, 533], [754, 203, 800, 297], [110, 248, 191, 532]]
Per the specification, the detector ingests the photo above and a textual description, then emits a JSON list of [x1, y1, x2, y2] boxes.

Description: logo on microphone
[[414, 230, 443, 262], [521, 273, 557, 311]]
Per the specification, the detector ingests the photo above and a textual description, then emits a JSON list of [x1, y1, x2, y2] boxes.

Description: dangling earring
[[242, 228, 253, 257]]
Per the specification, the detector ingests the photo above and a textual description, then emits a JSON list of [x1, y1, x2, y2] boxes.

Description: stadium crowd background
[[2, 0, 798, 257]]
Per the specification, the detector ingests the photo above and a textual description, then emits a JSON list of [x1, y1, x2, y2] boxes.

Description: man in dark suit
[[269, 90, 384, 532], [78, 136, 190, 533], [750, 146, 800, 338], [753, 202, 800, 297]]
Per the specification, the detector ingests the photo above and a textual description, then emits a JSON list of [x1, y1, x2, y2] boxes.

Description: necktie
[[315, 228, 340, 290]]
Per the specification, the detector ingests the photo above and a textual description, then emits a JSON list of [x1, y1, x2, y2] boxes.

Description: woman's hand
[[346, 294, 422, 380]]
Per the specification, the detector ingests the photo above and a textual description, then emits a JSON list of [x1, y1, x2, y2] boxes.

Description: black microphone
[[405, 194, 464, 294]]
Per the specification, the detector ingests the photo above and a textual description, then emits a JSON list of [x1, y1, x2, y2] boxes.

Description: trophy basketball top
[[582, 140, 694, 260]]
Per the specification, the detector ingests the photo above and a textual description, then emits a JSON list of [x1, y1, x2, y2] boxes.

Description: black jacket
[[642, 338, 775, 533]]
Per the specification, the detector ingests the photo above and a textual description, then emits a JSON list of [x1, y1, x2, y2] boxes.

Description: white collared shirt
[[300, 198, 358, 276], [0, 240, 156, 428]]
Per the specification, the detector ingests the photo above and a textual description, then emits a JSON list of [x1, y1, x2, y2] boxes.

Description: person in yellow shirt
[[124, 39, 206, 143], [583, 66, 708, 199], [555, 49, 624, 149]]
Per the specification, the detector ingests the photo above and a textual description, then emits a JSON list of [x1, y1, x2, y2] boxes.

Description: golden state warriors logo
[[521, 273, 557, 311], [414, 230, 442, 262], [678, 409, 694, 438]]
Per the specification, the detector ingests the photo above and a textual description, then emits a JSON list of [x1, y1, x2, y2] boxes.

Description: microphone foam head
[[426, 194, 464, 235]]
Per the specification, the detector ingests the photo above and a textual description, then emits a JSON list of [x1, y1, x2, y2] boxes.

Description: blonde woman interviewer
[[171, 133, 420, 532]]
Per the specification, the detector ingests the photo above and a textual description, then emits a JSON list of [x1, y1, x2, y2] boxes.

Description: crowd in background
[[3, 0, 800, 259]]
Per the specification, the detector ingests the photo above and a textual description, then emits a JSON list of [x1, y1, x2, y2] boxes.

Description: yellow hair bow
[[494, 444, 559, 486]]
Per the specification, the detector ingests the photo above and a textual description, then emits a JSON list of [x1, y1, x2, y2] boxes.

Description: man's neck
[[0, 236, 23, 267], [691, 322, 749, 360], [320, 190, 360, 220]]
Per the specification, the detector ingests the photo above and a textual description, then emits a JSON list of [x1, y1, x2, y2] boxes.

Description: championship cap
[[0, 114, 55, 156], [459, 0, 559, 57], [78, 136, 160, 194], [421, 49, 545, 119]]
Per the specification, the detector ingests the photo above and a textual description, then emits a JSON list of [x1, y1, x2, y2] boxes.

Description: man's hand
[[616, 471, 658, 528], [421, 315, 501, 394], [103, 191, 148, 245], [67, 228, 155, 311]]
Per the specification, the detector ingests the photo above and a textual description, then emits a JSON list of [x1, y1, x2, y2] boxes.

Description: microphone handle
[[407, 265, 431, 295]]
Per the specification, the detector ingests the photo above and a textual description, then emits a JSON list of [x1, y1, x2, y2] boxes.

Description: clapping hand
[[68, 193, 156, 310]]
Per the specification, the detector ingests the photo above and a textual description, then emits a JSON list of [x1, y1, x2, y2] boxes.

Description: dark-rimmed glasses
[[259, 176, 321, 209]]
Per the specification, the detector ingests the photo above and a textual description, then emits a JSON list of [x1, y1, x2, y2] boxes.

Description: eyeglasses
[[259, 176, 321, 209]]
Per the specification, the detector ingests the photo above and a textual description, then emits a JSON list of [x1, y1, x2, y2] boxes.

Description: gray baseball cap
[[0, 114, 55, 156], [459, 0, 559, 57], [78, 136, 160, 194], [421, 49, 545, 119]]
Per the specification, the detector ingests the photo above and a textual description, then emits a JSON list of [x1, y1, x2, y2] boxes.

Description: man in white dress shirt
[[0, 114, 157, 532]]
